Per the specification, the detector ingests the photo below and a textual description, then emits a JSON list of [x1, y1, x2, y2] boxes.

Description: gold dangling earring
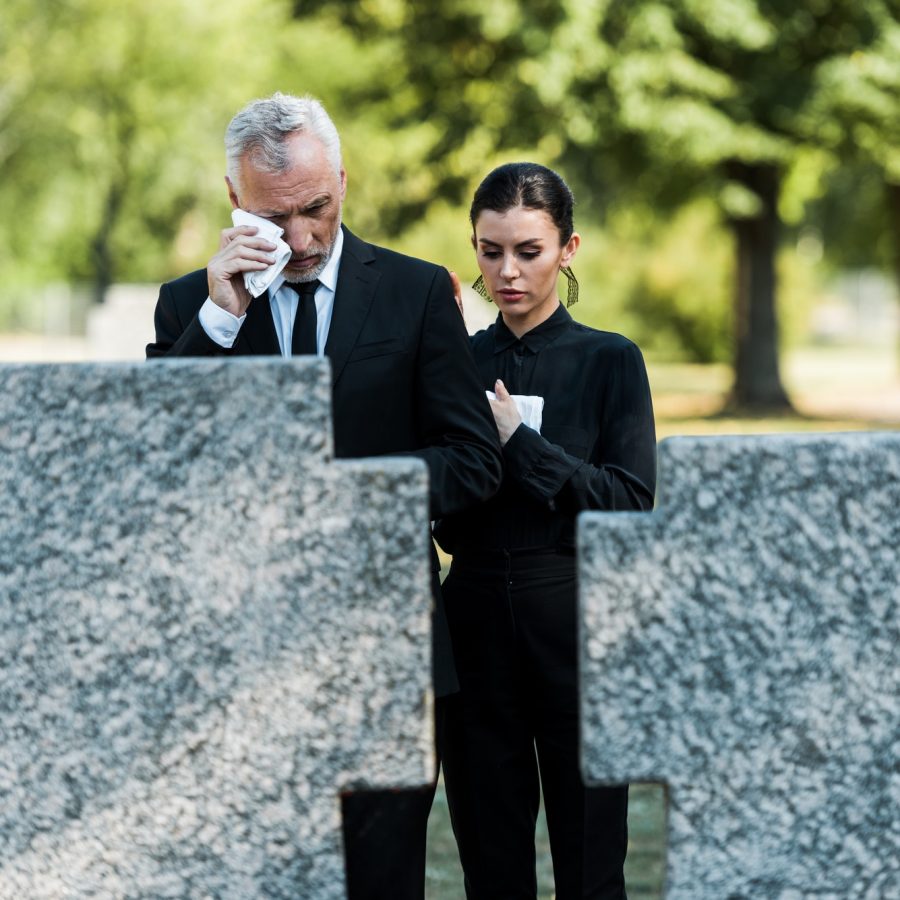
[[561, 267, 579, 307], [472, 274, 491, 301]]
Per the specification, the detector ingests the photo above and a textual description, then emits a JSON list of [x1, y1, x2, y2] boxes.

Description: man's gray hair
[[225, 92, 342, 191]]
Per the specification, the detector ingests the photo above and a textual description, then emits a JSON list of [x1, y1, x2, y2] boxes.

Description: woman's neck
[[502, 297, 561, 339]]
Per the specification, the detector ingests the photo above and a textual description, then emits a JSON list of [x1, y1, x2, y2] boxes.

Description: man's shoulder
[[164, 268, 209, 296], [343, 228, 445, 281], [158, 268, 209, 317], [370, 243, 442, 275]]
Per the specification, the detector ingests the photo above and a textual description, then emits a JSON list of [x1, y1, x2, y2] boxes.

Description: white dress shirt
[[199, 227, 344, 356]]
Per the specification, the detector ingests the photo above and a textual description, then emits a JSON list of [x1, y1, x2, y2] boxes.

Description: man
[[147, 92, 502, 897]]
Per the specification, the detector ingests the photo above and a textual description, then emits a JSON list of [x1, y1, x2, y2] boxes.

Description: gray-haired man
[[148, 92, 502, 897]]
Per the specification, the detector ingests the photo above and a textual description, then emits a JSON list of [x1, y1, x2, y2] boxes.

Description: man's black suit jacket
[[147, 226, 502, 696]]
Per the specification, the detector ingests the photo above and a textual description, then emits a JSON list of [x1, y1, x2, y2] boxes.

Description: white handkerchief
[[231, 209, 292, 298], [486, 391, 544, 433]]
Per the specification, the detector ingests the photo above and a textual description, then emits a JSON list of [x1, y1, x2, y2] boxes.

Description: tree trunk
[[90, 106, 134, 306], [726, 161, 792, 412], [886, 180, 900, 369], [90, 179, 125, 306]]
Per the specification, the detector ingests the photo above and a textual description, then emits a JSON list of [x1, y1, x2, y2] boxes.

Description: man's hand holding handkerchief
[[231, 209, 292, 298]]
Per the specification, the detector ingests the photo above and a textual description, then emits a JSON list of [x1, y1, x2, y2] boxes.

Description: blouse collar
[[492, 302, 572, 355]]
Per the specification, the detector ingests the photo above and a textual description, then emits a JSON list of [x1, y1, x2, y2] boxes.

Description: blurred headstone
[[87, 283, 160, 359], [578, 434, 900, 898], [0, 358, 432, 899], [812, 268, 900, 345]]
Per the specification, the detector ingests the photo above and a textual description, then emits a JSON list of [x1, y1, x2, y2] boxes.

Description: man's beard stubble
[[281, 220, 341, 285]]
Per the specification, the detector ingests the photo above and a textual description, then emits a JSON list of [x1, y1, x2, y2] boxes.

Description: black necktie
[[291, 280, 319, 356]]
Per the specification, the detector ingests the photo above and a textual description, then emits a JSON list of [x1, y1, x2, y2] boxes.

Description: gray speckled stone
[[578, 434, 900, 900], [0, 359, 432, 899]]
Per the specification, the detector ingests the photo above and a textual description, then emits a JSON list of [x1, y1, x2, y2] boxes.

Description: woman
[[436, 163, 657, 899]]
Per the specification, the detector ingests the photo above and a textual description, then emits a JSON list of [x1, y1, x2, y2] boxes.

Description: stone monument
[[578, 434, 900, 899], [0, 358, 433, 899]]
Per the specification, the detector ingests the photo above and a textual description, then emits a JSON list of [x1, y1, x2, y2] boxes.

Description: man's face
[[228, 132, 346, 283]]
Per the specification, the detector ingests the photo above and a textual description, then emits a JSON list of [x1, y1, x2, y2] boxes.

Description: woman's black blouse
[[434, 304, 657, 554]]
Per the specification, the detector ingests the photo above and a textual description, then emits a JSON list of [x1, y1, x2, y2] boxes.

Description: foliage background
[[1, 0, 898, 372]]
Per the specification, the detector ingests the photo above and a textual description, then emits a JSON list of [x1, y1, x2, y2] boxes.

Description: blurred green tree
[[0, 0, 280, 304], [3, 0, 895, 384], [588, 0, 881, 409], [292, 0, 568, 234], [0, 0, 455, 318], [804, 3, 900, 299], [296, 0, 894, 410]]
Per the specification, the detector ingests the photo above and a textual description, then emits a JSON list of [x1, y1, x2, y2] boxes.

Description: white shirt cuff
[[199, 297, 246, 348]]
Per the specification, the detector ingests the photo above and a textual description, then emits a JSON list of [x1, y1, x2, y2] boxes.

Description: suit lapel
[[236, 292, 280, 355], [325, 227, 380, 386]]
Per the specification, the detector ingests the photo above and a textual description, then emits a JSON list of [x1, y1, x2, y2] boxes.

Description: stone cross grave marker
[[0, 358, 433, 899], [578, 434, 900, 899]]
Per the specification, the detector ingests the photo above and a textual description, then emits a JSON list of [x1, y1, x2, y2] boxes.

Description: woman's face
[[473, 204, 579, 336]]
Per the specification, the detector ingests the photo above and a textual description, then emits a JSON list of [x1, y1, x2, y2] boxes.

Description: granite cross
[[578, 434, 900, 899], [0, 358, 433, 899]]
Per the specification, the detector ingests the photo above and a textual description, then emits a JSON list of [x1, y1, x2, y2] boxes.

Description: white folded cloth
[[486, 391, 544, 433], [231, 209, 292, 298]]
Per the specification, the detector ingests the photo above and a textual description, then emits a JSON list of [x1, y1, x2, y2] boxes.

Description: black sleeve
[[407, 267, 503, 518], [146, 275, 228, 358], [502, 340, 656, 513]]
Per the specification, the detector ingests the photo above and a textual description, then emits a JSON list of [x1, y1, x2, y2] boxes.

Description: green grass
[[425, 780, 667, 899], [647, 345, 900, 438]]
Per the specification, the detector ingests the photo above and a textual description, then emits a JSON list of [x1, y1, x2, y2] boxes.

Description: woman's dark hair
[[469, 162, 575, 244]]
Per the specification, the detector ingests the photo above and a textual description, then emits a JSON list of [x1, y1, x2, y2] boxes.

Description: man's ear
[[339, 167, 348, 201], [226, 176, 240, 210]]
